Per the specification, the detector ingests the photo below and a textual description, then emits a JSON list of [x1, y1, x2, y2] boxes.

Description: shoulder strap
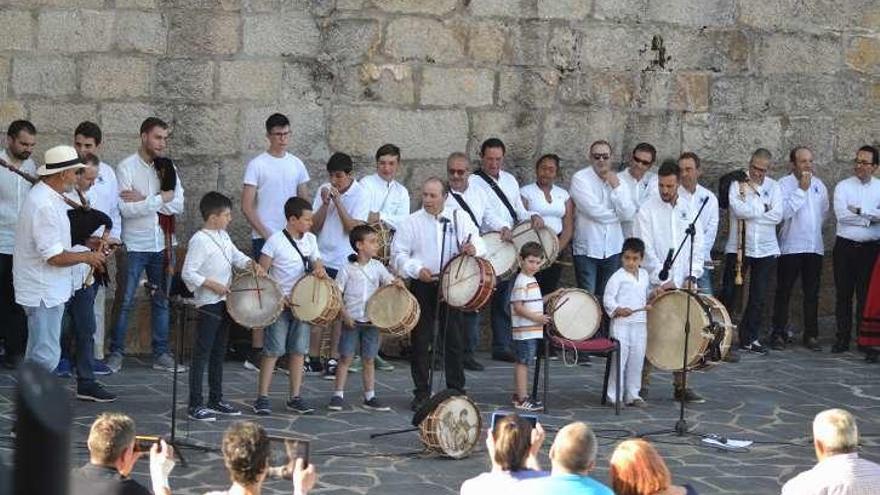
[[474, 169, 518, 223], [281, 230, 312, 273], [450, 192, 480, 229]]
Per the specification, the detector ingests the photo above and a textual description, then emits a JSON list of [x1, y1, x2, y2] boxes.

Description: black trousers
[[771, 253, 822, 341], [0, 254, 28, 363], [410, 280, 464, 398], [189, 302, 230, 408], [721, 253, 775, 344], [833, 237, 880, 346]]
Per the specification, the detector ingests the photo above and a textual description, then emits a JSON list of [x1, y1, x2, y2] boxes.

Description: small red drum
[[647, 290, 734, 371], [289, 274, 343, 327], [546, 289, 602, 341], [440, 254, 496, 312], [480, 231, 517, 280], [366, 284, 420, 337], [511, 221, 559, 271]]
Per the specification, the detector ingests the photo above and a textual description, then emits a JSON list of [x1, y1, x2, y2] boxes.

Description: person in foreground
[[460, 413, 547, 494], [521, 421, 613, 495], [782, 408, 880, 495], [71, 412, 175, 495], [204, 421, 317, 495], [609, 439, 697, 495]]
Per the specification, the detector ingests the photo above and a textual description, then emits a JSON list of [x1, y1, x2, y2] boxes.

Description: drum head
[[441, 256, 481, 308], [550, 289, 601, 341], [227, 273, 284, 329], [420, 395, 482, 459], [366, 285, 416, 331], [511, 222, 559, 270], [481, 232, 517, 279], [290, 275, 334, 323], [646, 290, 712, 371], [704, 295, 734, 360]]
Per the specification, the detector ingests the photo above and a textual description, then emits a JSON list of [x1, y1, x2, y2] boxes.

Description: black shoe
[[866, 351, 879, 363], [462, 355, 484, 371], [770, 336, 785, 351], [491, 351, 516, 363], [831, 342, 849, 353], [674, 388, 706, 404], [803, 338, 822, 352], [741, 341, 768, 354], [410, 395, 428, 412], [76, 383, 117, 403], [722, 350, 741, 363]]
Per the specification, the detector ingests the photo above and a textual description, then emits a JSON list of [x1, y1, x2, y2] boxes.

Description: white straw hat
[[38, 145, 86, 176]]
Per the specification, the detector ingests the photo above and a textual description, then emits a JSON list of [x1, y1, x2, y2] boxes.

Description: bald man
[[521, 421, 613, 495]]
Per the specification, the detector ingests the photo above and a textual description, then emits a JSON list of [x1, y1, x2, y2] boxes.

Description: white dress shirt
[[261, 230, 321, 294], [312, 180, 370, 271], [13, 182, 75, 307], [391, 207, 485, 280], [833, 176, 880, 242], [337, 258, 394, 322], [603, 267, 650, 324], [679, 184, 719, 263], [781, 453, 880, 495], [182, 229, 253, 307], [724, 177, 783, 258], [116, 153, 185, 252], [569, 166, 636, 259], [520, 183, 569, 235], [359, 173, 411, 230], [444, 184, 506, 233], [0, 150, 36, 255], [91, 161, 122, 240], [468, 170, 532, 228], [635, 195, 704, 287], [619, 168, 658, 238], [242, 151, 310, 239], [778, 173, 830, 255]]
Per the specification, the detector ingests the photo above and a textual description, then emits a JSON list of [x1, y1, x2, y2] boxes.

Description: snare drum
[[289, 274, 343, 326], [366, 284, 420, 337], [480, 231, 517, 279], [369, 221, 395, 266], [440, 254, 496, 312], [226, 272, 285, 329], [646, 290, 733, 371], [511, 221, 559, 271], [418, 394, 482, 459], [546, 289, 602, 341]]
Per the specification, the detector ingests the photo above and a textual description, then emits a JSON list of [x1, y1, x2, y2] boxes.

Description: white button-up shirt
[[91, 161, 122, 240], [311, 180, 370, 271], [570, 166, 636, 259], [679, 184, 719, 263], [261, 230, 321, 294], [635, 195, 704, 287], [603, 267, 650, 324], [468, 170, 532, 228], [337, 258, 394, 322], [619, 168, 658, 238], [359, 173, 411, 230], [724, 177, 783, 258], [0, 150, 36, 255], [781, 453, 880, 495], [391, 207, 485, 279], [778, 173, 830, 255], [182, 229, 253, 307], [444, 184, 506, 233], [833, 176, 880, 242], [116, 153, 185, 252], [13, 182, 75, 307], [520, 183, 570, 235]]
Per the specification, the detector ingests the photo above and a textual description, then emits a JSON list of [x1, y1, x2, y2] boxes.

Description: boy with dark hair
[[182, 191, 265, 421], [510, 241, 549, 412]]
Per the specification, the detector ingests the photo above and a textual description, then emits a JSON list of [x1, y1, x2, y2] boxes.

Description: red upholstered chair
[[546, 336, 621, 415]]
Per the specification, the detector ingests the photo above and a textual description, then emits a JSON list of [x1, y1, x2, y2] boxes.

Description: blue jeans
[[697, 268, 714, 296], [573, 254, 620, 297], [110, 250, 171, 357], [189, 302, 229, 408], [23, 302, 66, 372], [463, 311, 480, 356], [491, 278, 513, 355], [65, 284, 98, 385]]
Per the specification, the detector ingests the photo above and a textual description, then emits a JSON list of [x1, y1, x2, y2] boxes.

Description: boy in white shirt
[[510, 242, 549, 412], [328, 225, 402, 412], [603, 238, 652, 407], [182, 192, 265, 421], [254, 197, 328, 416]]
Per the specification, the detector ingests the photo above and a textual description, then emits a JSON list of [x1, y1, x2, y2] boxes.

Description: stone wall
[[2, 0, 879, 344]]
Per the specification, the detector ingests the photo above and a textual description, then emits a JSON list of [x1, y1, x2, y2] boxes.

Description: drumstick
[[252, 270, 264, 309], [455, 235, 471, 278], [447, 272, 480, 288], [552, 296, 570, 313]]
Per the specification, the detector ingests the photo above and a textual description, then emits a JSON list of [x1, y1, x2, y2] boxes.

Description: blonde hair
[[813, 409, 858, 454], [609, 439, 672, 495], [87, 413, 136, 465], [552, 422, 597, 473]]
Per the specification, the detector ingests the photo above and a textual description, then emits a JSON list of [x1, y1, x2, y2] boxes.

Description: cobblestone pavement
[[1, 345, 878, 494]]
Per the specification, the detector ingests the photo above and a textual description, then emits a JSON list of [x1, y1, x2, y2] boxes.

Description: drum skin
[[547, 289, 602, 341], [646, 290, 712, 371], [511, 221, 559, 271], [366, 284, 420, 337], [418, 395, 482, 459], [480, 232, 517, 280], [289, 274, 342, 326], [440, 254, 496, 312], [226, 272, 285, 329]]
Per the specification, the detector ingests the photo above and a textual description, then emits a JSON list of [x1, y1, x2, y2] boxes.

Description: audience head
[[488, 414, 534, 472], [813, 408, 859, 461], [609, 439, 673, 495], [549, 421, 598, 475], [87, 413, 137, 474], [222, 421, 271, 487]]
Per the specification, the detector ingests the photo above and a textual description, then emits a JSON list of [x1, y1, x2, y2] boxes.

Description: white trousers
[[94, 285, 106, 359], [607, 320, 647, 404]]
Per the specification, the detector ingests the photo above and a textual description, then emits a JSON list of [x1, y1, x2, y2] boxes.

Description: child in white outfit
[[603, 238, 652, 406]]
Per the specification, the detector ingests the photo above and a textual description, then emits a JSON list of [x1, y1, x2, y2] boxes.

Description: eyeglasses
[[632, 156, 653, 166], [448, 169, 468, 176], [750, 165, 768, 173], [591, 153, 610, 161], [270, 131, 290, 137], [854, 159, 875, 167]]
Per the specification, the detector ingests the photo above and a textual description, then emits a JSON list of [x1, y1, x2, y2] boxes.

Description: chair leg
[[601, 352, 611, 405], [614, 344, 621, 415]]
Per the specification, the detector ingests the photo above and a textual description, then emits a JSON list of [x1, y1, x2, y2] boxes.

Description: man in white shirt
[[73, 121, 121, 366], [620, 142, 658, 238], [391, 178, 483, 411], [13, 145, 105, 373], [782, 408, 880, 495], [106, 118, 185, 374], [311, 152, 369, 379], [719, 149, 783, 354], [361, 143, 411, 230], [468, 138, 543, 362], [570, 140, 635, 312], [770, 147, 829, 352], [241, 113, 311, 371], [678, 152, 719, 296], [831, 145, 880, 357], [0, 120, 37, 369]]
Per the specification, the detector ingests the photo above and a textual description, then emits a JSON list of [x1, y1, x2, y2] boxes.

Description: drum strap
[[474, 169, 518, 223], [282, 229, 312, 273], [450, 192, 480, 229]]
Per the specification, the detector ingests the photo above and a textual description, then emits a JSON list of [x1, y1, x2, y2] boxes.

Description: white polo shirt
[[724, 177, 783, 258], [359, 173, 410, 230], [182, 229, 253, 307], [778, 173, 829, 255], [116, 153, 185, 253], [520, 183, 570, 235], [243, 151, 310, 239], [311, 180, 370, 271], [833, 176, 880, 242], [261, 229, 320, 294], [619, 168, 658, 238], [569, 166, 636, 259], [337, 258, 394, 323], [0, 150, 36, 255]]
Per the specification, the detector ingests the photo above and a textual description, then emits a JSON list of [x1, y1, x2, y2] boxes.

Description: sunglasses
[[591, 153, 610, 161], [448, 169, 468, 176], [632, 156, 653, 166]]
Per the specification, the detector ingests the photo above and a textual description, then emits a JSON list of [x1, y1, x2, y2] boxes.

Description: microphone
[[659, 248, 674, 281]]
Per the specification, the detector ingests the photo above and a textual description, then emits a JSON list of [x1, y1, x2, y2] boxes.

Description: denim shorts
[[263, 309, 310, 357], [513, 338, 538, 364], [338, 323, 380, 359]]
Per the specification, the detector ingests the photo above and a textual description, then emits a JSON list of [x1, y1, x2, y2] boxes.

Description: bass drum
[[440, 254, 496, 312], [647, 290, 733, 371], [480, 231, 517, 280], [510, 221, 559, 271]]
